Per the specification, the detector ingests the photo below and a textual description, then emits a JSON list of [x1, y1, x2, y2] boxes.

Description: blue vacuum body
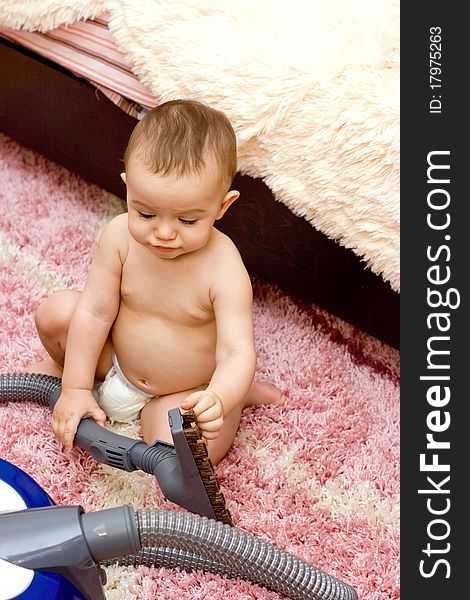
[[0, 458, 85, 600]]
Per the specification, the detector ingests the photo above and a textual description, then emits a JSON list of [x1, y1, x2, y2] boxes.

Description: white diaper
[[95, 352, 156, 422]]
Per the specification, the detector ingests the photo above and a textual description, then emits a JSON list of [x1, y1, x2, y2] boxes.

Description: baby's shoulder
[[210, 229, 244, 265], [98, 213, 129, 256], [208, 230, 251, 288], [105, 212, 128, 233], [100, 213, 127, 238]]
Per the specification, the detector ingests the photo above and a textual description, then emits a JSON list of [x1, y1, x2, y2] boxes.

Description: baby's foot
[[245, 380, 286, 407], [24, 358, 63, 378]]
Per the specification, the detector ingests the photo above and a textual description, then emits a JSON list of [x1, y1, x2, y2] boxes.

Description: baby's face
[[124, 159, 238, 259]]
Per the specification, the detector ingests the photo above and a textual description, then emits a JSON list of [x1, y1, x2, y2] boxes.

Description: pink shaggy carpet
[[0, 133, 399, 600]]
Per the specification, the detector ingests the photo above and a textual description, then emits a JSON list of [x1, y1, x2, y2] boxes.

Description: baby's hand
[[52, 388, 107, 450], [180, 390, 224, 441]]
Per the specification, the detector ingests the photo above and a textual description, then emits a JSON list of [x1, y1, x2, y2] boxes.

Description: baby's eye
[[179, 218, 197, 225], [138, 211, 155, 219]]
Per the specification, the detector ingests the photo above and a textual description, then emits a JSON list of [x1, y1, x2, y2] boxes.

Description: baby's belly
[[111, 312, 217, 395]]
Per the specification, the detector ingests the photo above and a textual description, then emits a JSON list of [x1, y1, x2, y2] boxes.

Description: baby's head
[[124, 99, 237, 191], [122, 100, 240, 258]]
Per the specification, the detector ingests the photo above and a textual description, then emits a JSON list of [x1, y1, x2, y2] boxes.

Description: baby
[[28, 99, 283, 464]]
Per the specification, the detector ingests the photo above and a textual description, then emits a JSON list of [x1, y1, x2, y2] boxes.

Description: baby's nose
[[155, 221, 176, 240]]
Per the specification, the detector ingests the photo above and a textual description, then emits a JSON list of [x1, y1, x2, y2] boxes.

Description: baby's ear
[[215, 190, 240, 220], [120, 172, 127, 184]]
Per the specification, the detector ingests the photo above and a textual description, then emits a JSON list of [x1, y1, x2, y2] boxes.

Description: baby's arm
[[181, 250, 256, 439], [52, 216, 126, 448]]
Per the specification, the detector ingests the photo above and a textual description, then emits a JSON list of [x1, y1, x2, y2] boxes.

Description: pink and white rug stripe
[[0, 134, 399, 599]]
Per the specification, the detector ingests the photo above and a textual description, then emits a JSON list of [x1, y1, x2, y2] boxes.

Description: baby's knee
[[35, 290, 79, 336]]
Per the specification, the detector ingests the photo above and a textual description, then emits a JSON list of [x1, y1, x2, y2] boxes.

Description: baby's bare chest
[[120, 254, 213, 324]]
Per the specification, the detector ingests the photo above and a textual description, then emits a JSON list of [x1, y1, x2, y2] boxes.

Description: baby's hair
[[124, 99, 237, 188]]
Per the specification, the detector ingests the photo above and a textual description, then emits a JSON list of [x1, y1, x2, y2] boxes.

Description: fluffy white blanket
[[1, 0, 399, 291]]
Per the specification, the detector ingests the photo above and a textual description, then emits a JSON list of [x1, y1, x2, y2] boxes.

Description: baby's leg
[[141, 383, 285, 466], [140, 387, 205, 447], [25, 289, 113, 379], [141, 387, 243, 465]]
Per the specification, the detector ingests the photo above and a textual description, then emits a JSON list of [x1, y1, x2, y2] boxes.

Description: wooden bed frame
[[1, 38, 399, 348]]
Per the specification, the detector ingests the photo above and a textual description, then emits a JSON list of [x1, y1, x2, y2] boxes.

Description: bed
[[0, 0, 400, 348]]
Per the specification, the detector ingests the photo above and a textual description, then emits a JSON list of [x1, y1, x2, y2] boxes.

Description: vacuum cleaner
[[0, 373, 358, 600]]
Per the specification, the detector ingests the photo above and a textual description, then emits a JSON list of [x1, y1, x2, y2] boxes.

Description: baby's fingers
[[89, 405, 107, 428], [180, 391, 203, 412], [53, 415, 80, 450], [198, 416, 224, 440], [191, 391, 221, 418], [180, 391, 224, 441], [196, 402, 223, 423]]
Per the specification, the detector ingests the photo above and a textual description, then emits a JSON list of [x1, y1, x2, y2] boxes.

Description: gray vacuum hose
[[116, 508, 358, 600], [0, 372, 61, 406], [0, 503, 358, 600]]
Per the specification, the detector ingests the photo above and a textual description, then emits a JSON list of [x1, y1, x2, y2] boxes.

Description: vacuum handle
[[75, 418, 146, 472], [50, 383, 151, 472]]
